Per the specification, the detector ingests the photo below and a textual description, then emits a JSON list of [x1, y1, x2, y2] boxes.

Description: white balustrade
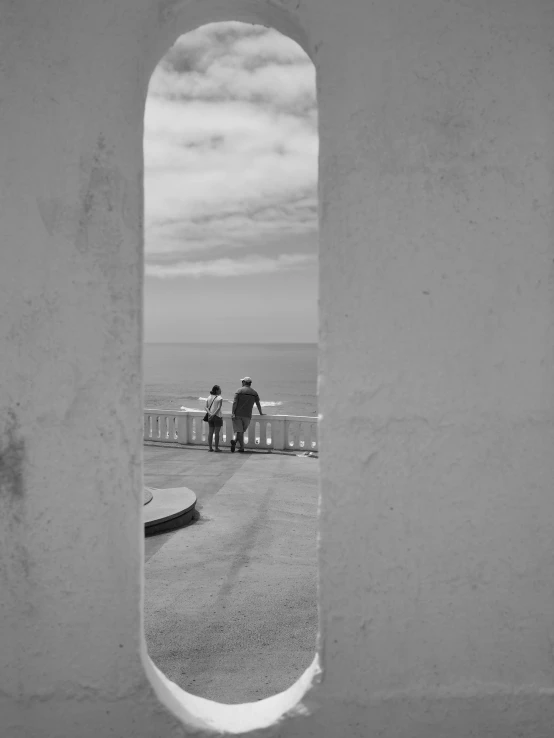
[[143, 410, 318, 451]]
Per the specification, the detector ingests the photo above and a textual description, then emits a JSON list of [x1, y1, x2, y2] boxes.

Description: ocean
[[144, 343, 318, 418]]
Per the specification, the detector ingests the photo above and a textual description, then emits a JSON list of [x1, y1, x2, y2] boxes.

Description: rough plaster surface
[[2, 0, 554, 735]]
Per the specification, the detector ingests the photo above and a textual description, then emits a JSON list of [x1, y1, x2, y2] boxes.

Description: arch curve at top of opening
[[145, 0, 314, 86]]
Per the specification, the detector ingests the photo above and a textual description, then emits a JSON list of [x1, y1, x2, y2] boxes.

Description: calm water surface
[[144, 343, 318, 417]]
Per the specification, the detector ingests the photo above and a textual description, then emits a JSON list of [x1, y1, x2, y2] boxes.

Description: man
[[230, 376, 264, 453]]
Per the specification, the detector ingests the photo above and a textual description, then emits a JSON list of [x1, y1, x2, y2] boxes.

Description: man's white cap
[[241, 376, 252, 383]]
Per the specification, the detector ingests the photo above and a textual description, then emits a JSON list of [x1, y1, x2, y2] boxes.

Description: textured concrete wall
[[1, 0, 554, 736]]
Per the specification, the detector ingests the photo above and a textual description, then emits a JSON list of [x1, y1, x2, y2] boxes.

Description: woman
[[205, 385, 223, 452]]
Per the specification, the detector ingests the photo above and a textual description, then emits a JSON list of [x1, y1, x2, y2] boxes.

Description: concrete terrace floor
[[143, 443, 319, 704]]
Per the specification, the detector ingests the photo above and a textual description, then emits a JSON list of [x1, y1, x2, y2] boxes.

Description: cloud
[[144, 22, 318, 277], [145, 253, 316, 279], [149, 59, 315, 111]]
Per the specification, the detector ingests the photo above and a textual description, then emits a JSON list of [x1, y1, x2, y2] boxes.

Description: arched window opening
[[142, 21, 319, 706]]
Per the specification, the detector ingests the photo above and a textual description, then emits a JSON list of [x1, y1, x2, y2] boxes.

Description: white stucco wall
[[1, 0, 554, 736]]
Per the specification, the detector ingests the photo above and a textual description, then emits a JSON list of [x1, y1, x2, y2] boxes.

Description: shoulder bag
[[203, 396, 216, 422]]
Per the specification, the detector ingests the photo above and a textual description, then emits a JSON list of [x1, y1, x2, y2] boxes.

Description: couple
[[205, 377, 264, 453]]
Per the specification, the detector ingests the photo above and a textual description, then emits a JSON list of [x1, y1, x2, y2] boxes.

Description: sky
[[144, 22, 318, 343]]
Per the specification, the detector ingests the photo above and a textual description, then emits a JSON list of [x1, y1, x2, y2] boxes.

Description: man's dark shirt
[[232, 387, 260, 418]]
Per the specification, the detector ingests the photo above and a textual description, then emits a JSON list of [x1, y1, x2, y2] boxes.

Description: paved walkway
[[143, 444, 319, 704]]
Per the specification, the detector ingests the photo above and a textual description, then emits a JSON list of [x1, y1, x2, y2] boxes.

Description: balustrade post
[[259, 417, 269, 448], [245, 420, 254, 448], [285, 417, 292, 450], [224, 416, 233, 446], [196, 416, 206, 445], [299, 421, 307, 450], [176, 414, 188, 445], [167, 416, 176, 443], [271, 417, 284, 450], [309, 423, 314, 449]]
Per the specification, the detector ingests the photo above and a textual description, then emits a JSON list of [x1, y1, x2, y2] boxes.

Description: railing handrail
[[144, 408, 318, 422]]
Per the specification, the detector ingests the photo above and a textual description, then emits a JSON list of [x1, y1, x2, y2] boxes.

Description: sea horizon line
[[144, 341, 317, 346]]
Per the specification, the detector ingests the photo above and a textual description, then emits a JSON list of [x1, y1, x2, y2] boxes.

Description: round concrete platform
[[143, 486, 197, 536]]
